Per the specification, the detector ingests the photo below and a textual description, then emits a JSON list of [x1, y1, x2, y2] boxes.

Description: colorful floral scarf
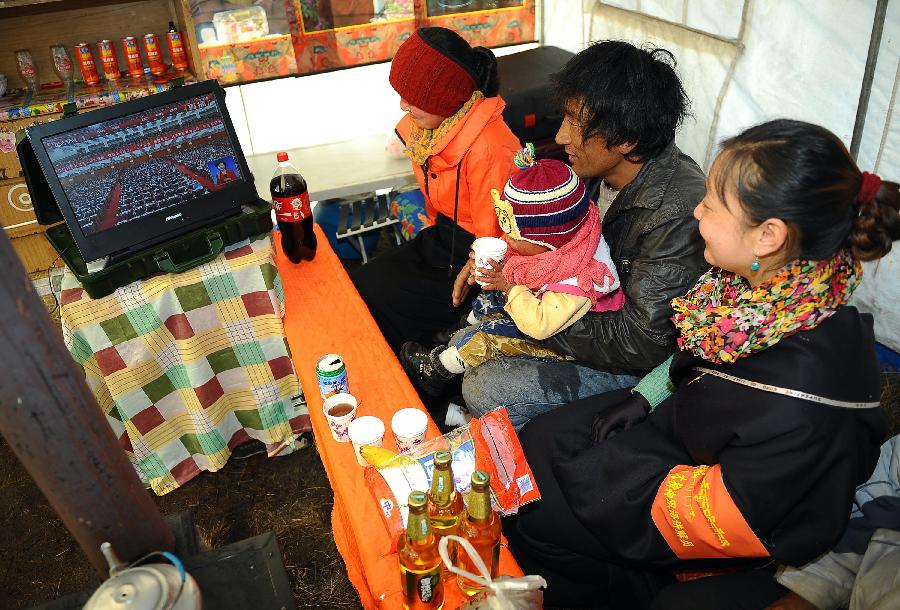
[[671, 250, 862, 363], [404, 91, 484, 166]]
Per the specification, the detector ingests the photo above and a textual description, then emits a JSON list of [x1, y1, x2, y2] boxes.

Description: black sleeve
[[551, 381, 885, 568], [544, 215, 707, 374], [714, 392, 886, 566]]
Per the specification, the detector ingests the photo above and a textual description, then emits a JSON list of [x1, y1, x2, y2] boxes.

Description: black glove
[[591, 392, 651, 443]]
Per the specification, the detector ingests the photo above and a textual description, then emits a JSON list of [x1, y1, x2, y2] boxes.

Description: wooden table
[[276, 226, 522, 609]]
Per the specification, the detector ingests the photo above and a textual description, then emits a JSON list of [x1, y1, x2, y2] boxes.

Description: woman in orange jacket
[[350, 27, 521, 354]]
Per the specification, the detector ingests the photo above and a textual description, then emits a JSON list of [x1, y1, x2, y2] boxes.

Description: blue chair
[[334, 191, 403, 263]]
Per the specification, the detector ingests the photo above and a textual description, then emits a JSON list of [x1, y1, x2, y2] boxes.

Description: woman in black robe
[[503, 119, 900, 609]]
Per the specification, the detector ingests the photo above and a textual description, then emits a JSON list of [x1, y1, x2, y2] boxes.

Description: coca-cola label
[[274, 192, 311, 222]]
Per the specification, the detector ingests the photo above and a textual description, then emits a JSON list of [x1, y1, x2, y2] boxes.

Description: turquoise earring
[[751, 255, 760, 272]]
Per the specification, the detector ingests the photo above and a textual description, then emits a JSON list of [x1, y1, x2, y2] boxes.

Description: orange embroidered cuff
[[651, 464, 769, 560]]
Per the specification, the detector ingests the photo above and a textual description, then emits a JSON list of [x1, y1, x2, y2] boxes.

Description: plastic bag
[[438, 535, 546, 610], [363, 408, 541, 544]]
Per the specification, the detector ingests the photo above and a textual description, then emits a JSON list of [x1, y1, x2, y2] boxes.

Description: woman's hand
[[452, 251, 478, 307], [478, 258, 511, 293], [591, 392, 651, 443]]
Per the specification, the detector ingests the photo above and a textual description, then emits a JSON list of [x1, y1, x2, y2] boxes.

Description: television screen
[[42, 93, 242, 237], [23, 80, 259, 263]]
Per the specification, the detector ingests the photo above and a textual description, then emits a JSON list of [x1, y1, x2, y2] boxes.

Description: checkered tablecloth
[[59, 234, 310, 495]]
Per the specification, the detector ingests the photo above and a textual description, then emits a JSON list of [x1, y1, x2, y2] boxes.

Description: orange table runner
[[277, 226, 522, 609]]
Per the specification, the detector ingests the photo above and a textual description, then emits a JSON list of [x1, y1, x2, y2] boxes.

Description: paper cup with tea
[[322, 393, 358, 442], [471, 237, 508, 286], [348, 416, 385, 466], [391, 408, 428, 454]]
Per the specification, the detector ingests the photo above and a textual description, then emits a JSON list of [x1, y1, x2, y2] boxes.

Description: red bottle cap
[[276, 151, 288, 162]]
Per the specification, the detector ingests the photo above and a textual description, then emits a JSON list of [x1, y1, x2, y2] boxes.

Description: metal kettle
[[82, 542, 202, 610]]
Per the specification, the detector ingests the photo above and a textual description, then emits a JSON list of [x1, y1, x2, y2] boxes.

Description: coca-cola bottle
[[271, 151, 316, 262]]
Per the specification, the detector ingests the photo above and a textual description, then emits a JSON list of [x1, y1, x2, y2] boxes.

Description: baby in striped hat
[[400, 144, 624, 397]]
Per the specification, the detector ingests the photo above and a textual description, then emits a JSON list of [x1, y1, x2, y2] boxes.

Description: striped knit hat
[[493, 144, 591, 250]]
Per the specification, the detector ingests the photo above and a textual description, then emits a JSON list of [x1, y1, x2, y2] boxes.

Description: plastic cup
[[348, 416, 385, 466], [391, 408, 428, 454], [322, 393, 357, 442], [471, 237, 508, 286]]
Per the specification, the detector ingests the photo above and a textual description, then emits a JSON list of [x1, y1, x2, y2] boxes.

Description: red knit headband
[[389, 29, 477, 118], [858, 171, 882, 205]]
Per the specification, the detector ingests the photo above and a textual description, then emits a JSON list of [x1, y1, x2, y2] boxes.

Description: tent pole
[[850, 0, 889, 160], [0, 230, 173, 575]]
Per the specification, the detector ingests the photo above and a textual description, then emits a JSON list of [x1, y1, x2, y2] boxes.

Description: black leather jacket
[[545, 142, 709, 376]]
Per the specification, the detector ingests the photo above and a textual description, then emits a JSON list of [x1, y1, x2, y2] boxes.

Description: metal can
[[121, 36, 144, 77], [316, 354, 349, 399], [97, 39, 119, 80], [142, 33, 166, 75], [166, 29, 188, 71], [74, 43, 100, 85], [50, 45, 74, 86]]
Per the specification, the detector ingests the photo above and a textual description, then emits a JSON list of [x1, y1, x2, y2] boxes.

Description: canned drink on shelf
[[49, 45, 74, 86], [142, 33, 166, 75], [316, 354, 349, 399], [121, 36, 144, 77], [74, 43, 100, 85], [166, 25, 188, 71], [97, 39, 119, 80]]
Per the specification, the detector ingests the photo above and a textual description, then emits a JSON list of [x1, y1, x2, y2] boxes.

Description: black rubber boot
[[399, 342, 455, 397]]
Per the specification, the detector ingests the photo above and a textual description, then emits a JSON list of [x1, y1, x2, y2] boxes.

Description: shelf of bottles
[[0, 24, 196, 122]]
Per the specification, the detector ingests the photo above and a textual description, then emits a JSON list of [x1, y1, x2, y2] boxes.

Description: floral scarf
[[404, 91, 484, 166], [671, 250, 862, 363]]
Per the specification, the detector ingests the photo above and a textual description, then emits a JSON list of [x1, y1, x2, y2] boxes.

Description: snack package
[[363, 408, 541, 547], [439, 535, 546, 610]]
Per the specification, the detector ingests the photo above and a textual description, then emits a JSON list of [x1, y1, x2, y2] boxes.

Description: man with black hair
[[455, 41, 709, 428]]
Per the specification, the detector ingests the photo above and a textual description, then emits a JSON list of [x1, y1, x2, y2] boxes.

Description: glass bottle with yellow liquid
[[455, 470, 501, 595], [427, 450, 464, 564], [398, 491, 445, 610]]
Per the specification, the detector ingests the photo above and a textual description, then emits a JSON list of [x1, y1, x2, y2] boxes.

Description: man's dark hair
[[552, 41, 688, 163]]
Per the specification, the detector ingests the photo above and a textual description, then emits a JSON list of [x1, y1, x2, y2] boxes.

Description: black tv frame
[[23, 80, 257, 263]]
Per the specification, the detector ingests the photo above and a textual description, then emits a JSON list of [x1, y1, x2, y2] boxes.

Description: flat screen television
[[23, 80, 258, 263]]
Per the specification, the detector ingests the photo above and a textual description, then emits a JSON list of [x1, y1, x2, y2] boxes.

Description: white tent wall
[[851, 0, 900, 353], [543, 0, 899, 352]]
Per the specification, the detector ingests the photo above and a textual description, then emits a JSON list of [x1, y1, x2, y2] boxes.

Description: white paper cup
[[322, 393, 357, 443], [391, 408, 428, 454], [471, 237, 508, 286], [348, 416, 386, 466]]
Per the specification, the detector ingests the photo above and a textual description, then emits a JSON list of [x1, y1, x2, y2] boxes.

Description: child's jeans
[[450, 291, 572, 369]]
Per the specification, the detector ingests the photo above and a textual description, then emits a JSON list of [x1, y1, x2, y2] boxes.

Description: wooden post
[[0, 231, 173, 574]]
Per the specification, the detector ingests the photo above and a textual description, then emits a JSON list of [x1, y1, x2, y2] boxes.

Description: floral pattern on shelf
[[0, 73, 194, 123], [190, 0, 534, 84]]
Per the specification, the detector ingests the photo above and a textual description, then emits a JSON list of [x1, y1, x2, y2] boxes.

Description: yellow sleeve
[[503, 285, 592, 340]]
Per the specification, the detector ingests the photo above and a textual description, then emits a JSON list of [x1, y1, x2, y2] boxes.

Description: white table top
[[245, 134, 416, 202]]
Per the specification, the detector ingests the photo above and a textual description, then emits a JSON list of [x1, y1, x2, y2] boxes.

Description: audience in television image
[[66, 172, 120, 234], [62, 141, 238, 235], [172, 143, 234, 174], [114, 159, 207, 226]]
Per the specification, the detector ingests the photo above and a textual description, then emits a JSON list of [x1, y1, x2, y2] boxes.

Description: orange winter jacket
[[395, 96, 521, 239]]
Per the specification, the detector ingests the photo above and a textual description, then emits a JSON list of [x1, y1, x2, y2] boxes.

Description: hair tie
[[514, 143, 536, 169], [857, 171, 882, 205]]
